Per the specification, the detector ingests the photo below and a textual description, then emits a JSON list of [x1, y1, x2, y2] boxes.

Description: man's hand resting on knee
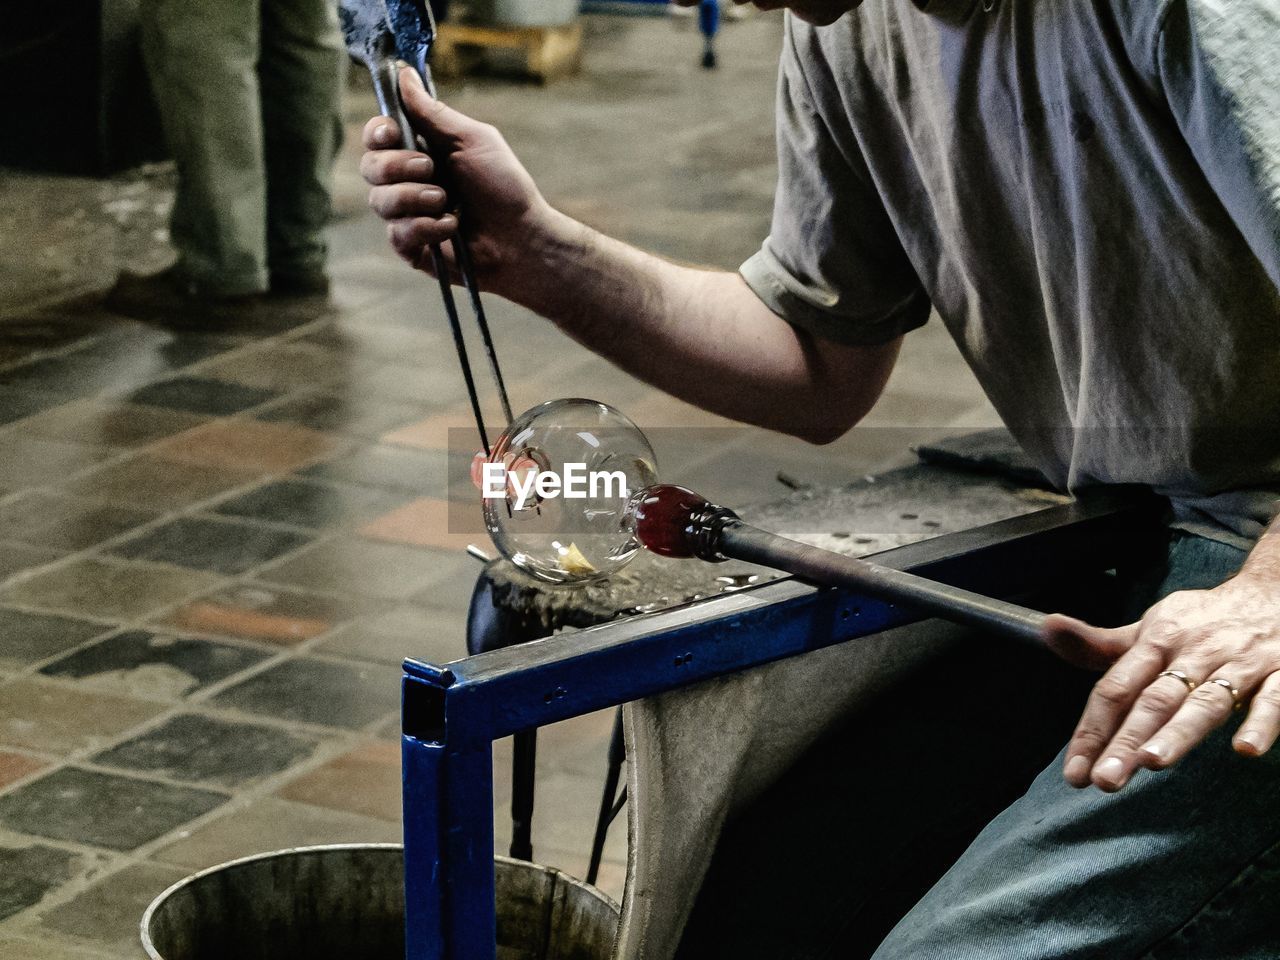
[[1045, 526, 1280, 792]]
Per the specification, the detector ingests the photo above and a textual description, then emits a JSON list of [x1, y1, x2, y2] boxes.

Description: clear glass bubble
[[482, 398, 658, 584]]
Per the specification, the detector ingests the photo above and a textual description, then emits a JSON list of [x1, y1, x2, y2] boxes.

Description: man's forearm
[[505, 210, 900, 443], [360, 89, 896, 441]]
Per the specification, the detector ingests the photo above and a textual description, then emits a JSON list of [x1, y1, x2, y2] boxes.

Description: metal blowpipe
[[339, 0, 513, 454], [632, 484, 1050, 645]]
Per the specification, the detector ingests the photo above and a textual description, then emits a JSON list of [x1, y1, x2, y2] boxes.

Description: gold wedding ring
[[1204, 677, 1243, 711], [1156, 669, 1197, 692]]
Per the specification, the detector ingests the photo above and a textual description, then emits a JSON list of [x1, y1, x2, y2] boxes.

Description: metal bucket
[[141, 844, 619, 960]]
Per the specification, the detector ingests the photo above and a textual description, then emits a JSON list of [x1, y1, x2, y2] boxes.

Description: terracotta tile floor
[[0, 12, 998, 958], [158, 582, 379, 646]]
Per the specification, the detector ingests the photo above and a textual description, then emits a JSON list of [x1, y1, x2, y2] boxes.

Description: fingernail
[[406, 157, 432, 177], [403, 68, 425, 90], [1095, 757, 1124, 782], [1065, 755, 1090, 781], [1143, 741, 1168, 760], [374, 124, 394, 144], [420, 186, 444, 203], [1237, 731, 1264, 753]]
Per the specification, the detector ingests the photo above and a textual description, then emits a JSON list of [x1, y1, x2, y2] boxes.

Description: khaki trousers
[[140, 0, 345, 295]]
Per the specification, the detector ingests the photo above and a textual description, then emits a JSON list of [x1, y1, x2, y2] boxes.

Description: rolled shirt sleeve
[[740, 16, 932, 346]]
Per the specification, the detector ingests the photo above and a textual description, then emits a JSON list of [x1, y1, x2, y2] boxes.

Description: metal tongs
[[340, 0, 513, 454]]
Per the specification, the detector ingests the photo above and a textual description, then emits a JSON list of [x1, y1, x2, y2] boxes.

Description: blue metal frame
[[401, 489, 1161, 959]]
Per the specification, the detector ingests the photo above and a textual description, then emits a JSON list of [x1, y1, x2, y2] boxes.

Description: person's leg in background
[[259, 0, 345, 296], [871, 533, 1280, 960], [137, 0, 269, 298]]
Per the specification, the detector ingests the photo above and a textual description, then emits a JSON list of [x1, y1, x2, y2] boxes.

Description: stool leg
[[698, 0, 719, 69], [587, 708, 626, 885], [510, 729, 537, 861], [466, 564, 542, 861]]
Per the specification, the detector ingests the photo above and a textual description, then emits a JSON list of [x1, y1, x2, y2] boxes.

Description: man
[[112, 0, 345, 312], [362, 0, 1280, 955]]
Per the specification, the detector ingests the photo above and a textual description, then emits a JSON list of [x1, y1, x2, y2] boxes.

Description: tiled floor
[[0, 11, 997, 959]]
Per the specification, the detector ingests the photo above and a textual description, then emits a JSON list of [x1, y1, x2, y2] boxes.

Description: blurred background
[[0, 3, 995, 956]]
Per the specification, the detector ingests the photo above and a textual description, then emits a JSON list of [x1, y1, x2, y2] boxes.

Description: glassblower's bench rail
[[399, 489, 1162, 960]]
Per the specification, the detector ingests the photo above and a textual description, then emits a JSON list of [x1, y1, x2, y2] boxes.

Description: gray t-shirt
[[741, 0, 1280, 547]]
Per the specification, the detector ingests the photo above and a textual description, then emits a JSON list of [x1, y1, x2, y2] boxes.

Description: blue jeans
[[676, 533, 1276, 959], [872, 533, 1280, 960]]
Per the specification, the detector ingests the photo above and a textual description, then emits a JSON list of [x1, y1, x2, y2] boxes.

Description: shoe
[[269, 270, 331, 298], [104, 267, 262, 325]]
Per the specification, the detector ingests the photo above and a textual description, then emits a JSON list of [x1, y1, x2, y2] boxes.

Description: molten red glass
[[631, 484, 711, 558]]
